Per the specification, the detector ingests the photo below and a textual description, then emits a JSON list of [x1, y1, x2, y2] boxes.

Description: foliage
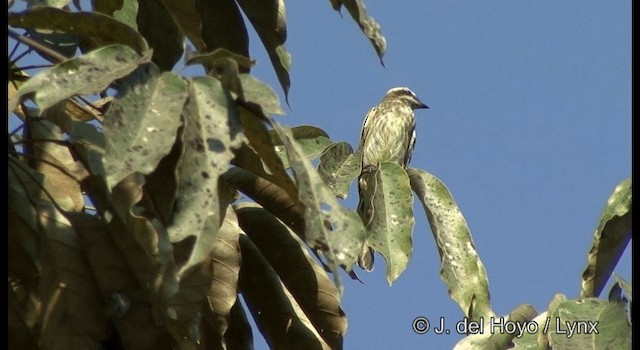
[[7, 1, 630, 349]]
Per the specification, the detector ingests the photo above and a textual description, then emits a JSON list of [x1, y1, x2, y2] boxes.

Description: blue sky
[[245, 1, 631, 349], [9, 1, 631, 349]]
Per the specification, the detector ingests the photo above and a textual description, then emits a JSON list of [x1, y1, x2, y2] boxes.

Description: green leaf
[[456, 305, 538, 350], [113, 0, 139, 29], [110, 173, 180, 299], [203, 208, 242, 349], [238, 234, 331, 350], [137, 0, 184, 71], [407, 168, 493, 320], [236, 205, 347, 349], [581, 177, 632, 298], [168, 76, 244, 276], [158, 0, 205, 51], [239, 74, 285, 116], [358, 162, 414, 284], [10, 44, 147, 113], [236, 109, 299, 203], [8, 7, 149, 53], [68, 121, 106, 177], [271, 125, 333, 168], [102, 63, 188, 189], [270, 121, 366, 293], [29, 117, 85, 211], [222, 167, 306, 239], [235, 0, 291, 100], [332, 0, 386, 64], [318, 142, 360, 199], [596, 298, 632, 349], [68, 212, 169, 349], [186, 48, 255, 72], [195, 0, 249, 59], [26, 29, 78, 63], [33, 203, 111, 348], [549, 298, 631, 350]]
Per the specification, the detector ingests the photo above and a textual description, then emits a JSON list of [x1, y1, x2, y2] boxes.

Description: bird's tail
[[357, 165, 378, 271]]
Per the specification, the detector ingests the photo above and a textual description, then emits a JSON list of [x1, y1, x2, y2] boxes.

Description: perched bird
[[357, 87, 429, 271]]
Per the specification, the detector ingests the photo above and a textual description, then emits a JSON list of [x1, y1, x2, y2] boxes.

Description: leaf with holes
[[318, 142, 360, 199], [168, 76, 244, 276], [10, 44, 148, 113], [359, 162, 414, 284], [408, 167, 493, 320], [271, 121, 365, 292], [102, 63, 188, 189]]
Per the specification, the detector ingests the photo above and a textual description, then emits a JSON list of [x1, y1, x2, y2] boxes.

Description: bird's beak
[[417, 101, 429, 109]]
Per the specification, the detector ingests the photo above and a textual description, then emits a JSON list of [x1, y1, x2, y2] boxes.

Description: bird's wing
[[403, 125, 416, 167], [360, 106, 378, 150]]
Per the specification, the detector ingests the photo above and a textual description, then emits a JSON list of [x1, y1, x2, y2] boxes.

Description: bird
[[357, 87, 429, 271]]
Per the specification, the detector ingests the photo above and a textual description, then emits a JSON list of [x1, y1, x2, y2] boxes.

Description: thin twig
[[8, 29, 69, 63], [9, 39, 20, 60]]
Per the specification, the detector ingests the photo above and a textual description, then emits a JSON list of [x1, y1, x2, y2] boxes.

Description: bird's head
[[384, 87, 429, 109]]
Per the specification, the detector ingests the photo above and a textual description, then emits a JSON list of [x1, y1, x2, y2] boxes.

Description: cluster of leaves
[[8, 0, 631, 349], [7, 0, 390, 349]]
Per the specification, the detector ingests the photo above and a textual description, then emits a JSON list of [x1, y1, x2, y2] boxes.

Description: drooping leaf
[[68, 212, 172, 349], [28, 117, 85, 211], [357, 162, 414, 284], [163, 247, 215, 347], [238, 234, 331, 350], [10, 44, 148, 113], [271, 121, 366, 292], [407, 168, 493, 320], [220, 300, 254, 350], [202, 208, 242, 349], [159, 0, 206, 51], [236, 108, 299, 202], [331, 0, 386, 64], [34, 202, 111, 348], [195, 0, 249, 60], [137, 0, 184, 71], [223, 167, 306, 239], [102, 63, 188, 189], [581, 177, 632, 298], [168, 76, 244, 276], [8, 7, 149, 53], [8, 159, 44, 291], [110, 173, 180, 299], [236, 204, 347, 349], [318, 142, 360, 199], [235, 0, 291, 100]]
